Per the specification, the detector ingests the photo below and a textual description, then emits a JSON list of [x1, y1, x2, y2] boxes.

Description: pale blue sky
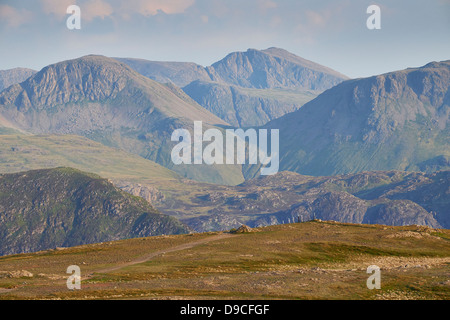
[[0, 0, 449, 78]]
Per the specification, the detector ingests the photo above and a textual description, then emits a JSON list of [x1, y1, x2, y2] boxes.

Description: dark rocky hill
[[0, 168, 189, 256]]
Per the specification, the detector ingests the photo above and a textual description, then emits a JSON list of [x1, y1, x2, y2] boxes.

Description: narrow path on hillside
[[0, 233, 237, 295], [89, 233, 236, 277]]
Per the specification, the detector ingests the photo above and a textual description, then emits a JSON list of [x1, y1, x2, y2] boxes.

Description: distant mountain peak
[[421, 60, 450, 69], [0, 55, 140, 109], [209, 47, 349, 90], [0, 67, 36, 93]]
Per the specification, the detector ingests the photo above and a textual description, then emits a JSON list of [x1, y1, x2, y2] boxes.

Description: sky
[[0, 0, 449, 78]]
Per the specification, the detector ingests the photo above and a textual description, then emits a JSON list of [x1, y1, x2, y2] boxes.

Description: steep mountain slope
[[183, 80, 318, 126], [207, 47, 349, 90], [0, 55, 244, 185], [0, 168, 189, 256], [255, 60, 450, 177], [0, 68, 36, 92], [114, 58, 212, 87]]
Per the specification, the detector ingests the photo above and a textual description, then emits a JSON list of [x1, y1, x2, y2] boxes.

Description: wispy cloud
[[125, 0, 196, 16], [40, 0, 74, 18], [83, 0, 113, 21], [258, 0, 277, 11], [39, 0, 195, 21], [0, 5, 33, 27]]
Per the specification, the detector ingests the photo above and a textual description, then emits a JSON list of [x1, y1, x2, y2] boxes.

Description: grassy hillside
[[0, 221, 448, 300], [171, 170, 449, 231]]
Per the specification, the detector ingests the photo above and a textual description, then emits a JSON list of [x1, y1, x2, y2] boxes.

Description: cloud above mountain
[[39, 0, 195, 20]]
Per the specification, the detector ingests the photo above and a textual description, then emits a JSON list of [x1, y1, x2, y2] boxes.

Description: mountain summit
[[207, 47, 349, 90], [0, 55, 224, 125], [119, 47, 349, 91]]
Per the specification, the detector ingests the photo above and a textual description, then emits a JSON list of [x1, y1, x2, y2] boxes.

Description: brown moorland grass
[[0, 221, 448, 300]]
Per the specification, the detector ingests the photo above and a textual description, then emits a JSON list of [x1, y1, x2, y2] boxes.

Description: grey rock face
[[164, 171, 448, 232], [209, 48, 349, 90]]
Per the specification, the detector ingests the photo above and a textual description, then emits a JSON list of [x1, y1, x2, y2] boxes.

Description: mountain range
[[0, 48, 448, 253], [118, 48, 348, 126], [182, 81, 318, 127], [2, 51, 448, 186], [0, 55, 243, 185]]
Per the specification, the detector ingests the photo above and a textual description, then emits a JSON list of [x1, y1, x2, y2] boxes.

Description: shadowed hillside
[[0, 168, 189, 256]]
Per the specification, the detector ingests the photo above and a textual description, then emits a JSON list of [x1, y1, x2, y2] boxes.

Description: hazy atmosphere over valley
[[0, 0, 448, 303]]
